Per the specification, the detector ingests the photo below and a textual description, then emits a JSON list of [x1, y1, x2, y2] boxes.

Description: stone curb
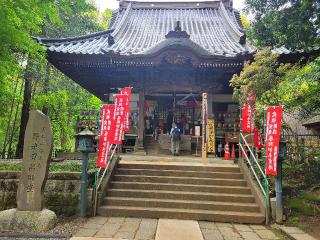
[[271, 224, 317, 240]]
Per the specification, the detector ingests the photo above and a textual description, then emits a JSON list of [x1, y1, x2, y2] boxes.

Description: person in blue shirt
[[170, 123, 181, 156]]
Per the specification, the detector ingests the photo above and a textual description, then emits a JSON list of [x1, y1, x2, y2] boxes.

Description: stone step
[[111, 181, 251, 194], [113, 175, 247, 186], [118, 163, 240, 173], [103, 196, 260, 212], [98, 205, 265, 224], [116, 168, 243, 179], [107, 189, 255, 203]]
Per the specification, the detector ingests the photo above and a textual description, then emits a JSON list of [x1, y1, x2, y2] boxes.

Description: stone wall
[[56, 152, 97, 160], [0, 171, 94, 216]]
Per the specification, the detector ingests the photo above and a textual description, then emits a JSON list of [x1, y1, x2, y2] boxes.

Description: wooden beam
[[137, 90, 145, 148]]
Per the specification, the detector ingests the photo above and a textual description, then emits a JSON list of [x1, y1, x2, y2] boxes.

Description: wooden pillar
[[137, 90, 145, 148], [207, 93, 213, 118], [201, 93, 208, 164]]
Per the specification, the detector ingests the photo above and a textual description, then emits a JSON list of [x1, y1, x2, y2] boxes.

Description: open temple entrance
[[120, 91, 241, 158]]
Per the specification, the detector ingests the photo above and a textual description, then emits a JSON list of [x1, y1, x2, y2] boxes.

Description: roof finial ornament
[[175, 21, 182, 32], [165, 21, 190, 39]]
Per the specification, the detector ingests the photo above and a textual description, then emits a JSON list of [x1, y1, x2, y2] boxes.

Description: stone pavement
[[71, 217, 158, 240], [70, 216, 289, 240], [275, 225, 318, 240], [199, 222, 280, 240]]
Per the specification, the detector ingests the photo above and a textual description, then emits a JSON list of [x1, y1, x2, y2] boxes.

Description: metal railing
[[92, 144, 119, 216], [239, 133, 269, 223]]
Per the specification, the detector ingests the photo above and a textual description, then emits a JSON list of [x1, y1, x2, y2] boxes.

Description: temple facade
[[37, 0, 290, 155]]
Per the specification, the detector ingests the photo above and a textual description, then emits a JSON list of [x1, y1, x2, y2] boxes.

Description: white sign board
[[195, 126, 201, 137]]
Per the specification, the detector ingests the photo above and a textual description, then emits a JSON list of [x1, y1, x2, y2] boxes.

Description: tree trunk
[[42, 62, 51, 115], [1, 79, 19, 159], [16, 64, 32, 159], [7, 80, 24, 158]]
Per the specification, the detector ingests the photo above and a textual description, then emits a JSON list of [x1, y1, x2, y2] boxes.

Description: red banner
[[120, 87, 132, 132], [265, 106, 283, 176], [242, 104, 255, 132], [254, 128, 264, 148], [113, 94, 128, 144], [96, 105, 115, 168], [247, 91, 256, 102]]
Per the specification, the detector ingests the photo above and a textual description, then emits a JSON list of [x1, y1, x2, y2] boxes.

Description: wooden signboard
[[207, 118, 215, 153], [202, 93, 208, 163]]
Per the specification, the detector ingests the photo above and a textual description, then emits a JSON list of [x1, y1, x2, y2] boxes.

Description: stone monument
[[0, 110, 57, 231]]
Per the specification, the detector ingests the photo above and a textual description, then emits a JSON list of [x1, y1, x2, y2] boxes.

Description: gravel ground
[[0, 216, 86, 239]]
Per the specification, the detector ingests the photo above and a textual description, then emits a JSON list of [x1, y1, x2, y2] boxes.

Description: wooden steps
[[98, 161, 265, 224]]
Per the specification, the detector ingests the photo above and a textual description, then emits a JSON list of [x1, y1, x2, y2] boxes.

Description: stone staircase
[[144, 135, 161, 155], [98, 161, 265, 224]]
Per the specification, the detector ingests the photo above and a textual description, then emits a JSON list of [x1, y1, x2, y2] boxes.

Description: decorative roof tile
[[38, 0, 254, 58]]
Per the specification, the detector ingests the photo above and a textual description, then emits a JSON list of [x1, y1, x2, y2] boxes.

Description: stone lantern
[[76, 127, 96, 217], [77, 127, 96, 152]]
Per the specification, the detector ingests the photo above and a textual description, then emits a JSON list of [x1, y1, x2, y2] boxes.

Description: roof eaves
[[272, 46, 320, 55], [219, 2, 245, 44], [33, 29, 114, 45], [302, 115, 320, 126]]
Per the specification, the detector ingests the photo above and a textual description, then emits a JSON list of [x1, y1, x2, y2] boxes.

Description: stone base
[[0, 208, 57, 231]]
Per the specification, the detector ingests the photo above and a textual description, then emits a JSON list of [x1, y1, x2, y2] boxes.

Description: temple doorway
[[143, 93, 201, 156], [139, 93, 241, 157]]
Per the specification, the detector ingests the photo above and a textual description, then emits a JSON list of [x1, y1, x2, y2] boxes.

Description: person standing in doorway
[[180, 114, 187, 135], [152, 113, 159, 140], [166, 110, 174, 134], [170, 123, 180, 156]]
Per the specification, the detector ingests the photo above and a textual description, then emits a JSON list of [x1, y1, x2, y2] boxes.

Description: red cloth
[[180, 116, 187, 125]]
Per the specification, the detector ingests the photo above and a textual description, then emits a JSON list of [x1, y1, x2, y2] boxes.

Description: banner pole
[[263, 108, 269, 224], [239, 100, 242, 160]]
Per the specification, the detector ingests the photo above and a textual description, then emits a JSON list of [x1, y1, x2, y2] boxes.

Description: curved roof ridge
[[141, 37, 213, 56], [112, 2, 132, 36], [119, 0, 226, 9], [35, 29, 114, 45], [218, 2, 244, 42]]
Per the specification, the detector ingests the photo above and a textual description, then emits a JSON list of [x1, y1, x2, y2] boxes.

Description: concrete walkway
[[70, 217, 287, 240], [156, 219, 203, 240]]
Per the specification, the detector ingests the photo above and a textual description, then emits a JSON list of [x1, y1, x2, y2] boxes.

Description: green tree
[[240, 13, 250, 30], [245, 0, 320, 49], [101, 9, 113, 30], [0, 1, 112, 158], [230, 49, 320, 125], [0, 0, 62, 158]]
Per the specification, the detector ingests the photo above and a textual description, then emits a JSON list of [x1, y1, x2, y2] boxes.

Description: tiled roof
[[302, 115, 320, 126], [38, 0, 254, 57], [272, 46, 320, 55]]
